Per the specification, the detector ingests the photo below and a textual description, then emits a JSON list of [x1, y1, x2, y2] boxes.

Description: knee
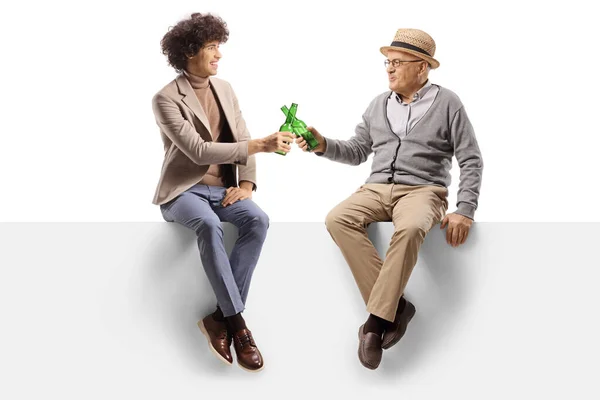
[[194, 217, 222, 237], [254, 210, 270, 231], [325, 208, 344, 233], [395, 223, 427, 241], [247, 209, 270, 234]]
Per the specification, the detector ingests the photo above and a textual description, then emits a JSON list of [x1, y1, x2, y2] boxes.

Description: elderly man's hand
[[440, 213, 473, 247], [296, 126, 326, 153]]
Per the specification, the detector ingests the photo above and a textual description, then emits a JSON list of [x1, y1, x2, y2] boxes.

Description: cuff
[[239, 179, 257, 192], [237, 142, 249, 165], [455, 202, 476, 220], [315, 137, 335, 158]]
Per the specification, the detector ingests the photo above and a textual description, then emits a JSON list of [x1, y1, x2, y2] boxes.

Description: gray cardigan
[[319, 85, 483, 219]]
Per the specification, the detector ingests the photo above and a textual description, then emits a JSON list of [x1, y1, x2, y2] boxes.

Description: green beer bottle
[[281, 104, 320, 151], [276, 103, 296, 156]]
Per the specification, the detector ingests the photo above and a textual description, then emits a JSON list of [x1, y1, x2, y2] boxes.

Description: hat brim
[[380, 46, 440, 69]]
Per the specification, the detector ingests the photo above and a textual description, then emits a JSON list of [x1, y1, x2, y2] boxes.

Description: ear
[[186, 50, 198, 59]]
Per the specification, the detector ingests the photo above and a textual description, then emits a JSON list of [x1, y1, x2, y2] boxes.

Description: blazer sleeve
[[152, 92, 249, 166], [229, 83, 257, 191]]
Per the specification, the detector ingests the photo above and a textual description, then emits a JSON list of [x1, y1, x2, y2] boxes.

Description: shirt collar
[[390, 80, 433, 104]]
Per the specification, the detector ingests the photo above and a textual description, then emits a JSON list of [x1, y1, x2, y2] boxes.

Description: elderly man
[[152, 13, 294, 372], [297, 28, 483, 369]]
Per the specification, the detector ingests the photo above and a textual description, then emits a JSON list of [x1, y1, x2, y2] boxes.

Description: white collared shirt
[[386, 80, 439, 138]]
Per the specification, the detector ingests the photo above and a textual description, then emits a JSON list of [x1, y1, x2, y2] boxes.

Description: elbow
[[188, 142, 211, 166], [188, 153, 206, 166], [460, 153, 483, 170], [474, 155, 484, 172], [353, 150, 369, 165]]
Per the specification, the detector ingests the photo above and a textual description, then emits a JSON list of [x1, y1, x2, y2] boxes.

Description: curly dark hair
[[161, 13, 229, 71]]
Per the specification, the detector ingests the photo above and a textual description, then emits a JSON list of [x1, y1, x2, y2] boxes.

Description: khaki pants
[[325, 184, 448, 322]]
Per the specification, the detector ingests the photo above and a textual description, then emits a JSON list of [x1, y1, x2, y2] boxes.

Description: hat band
[[390, 41, 431, 57]]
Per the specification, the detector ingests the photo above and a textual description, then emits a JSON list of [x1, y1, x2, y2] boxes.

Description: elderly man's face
[[385, 49, 427, 94]]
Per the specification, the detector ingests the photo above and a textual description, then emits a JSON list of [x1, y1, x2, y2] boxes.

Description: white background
[[1, 0, 598, 222], [1, 2, 600, 397]]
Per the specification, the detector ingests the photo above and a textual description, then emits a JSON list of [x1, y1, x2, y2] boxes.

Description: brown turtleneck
[[184, 71, 226, 187]]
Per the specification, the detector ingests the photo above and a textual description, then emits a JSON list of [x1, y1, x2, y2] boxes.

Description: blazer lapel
[[176, 74, 212, 137], [210, 78, 238, 140]]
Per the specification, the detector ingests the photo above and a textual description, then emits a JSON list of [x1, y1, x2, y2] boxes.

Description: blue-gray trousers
[[160, 184, 269, 317]]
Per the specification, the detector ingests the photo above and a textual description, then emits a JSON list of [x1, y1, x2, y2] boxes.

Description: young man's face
[[187, 40, 222, 77]]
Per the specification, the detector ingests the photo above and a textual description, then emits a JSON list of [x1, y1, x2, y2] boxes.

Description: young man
[[297, 29, 484, 369], [152, 13, 294, 372]]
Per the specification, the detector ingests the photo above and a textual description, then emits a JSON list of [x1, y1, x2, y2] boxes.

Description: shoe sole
[[382, 302, 416, 350], [197, 320, 233, 366], [237, 361, 265, 373]]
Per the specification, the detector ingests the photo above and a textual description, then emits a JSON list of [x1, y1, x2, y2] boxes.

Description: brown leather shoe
[[358, 324, 383, 370], [232, 328, 264, 372], [382, 297, 416, 350], [198, 314, 233, 365]]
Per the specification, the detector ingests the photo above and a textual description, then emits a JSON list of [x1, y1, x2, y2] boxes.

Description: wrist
[[314, 137, 327, 154], [239, 181, 254, 191], [456, 203, 476, 220], [248, 139, 264, 155]]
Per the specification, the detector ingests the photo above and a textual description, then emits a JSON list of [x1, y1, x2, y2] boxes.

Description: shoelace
[[236, 332, 255, 348]]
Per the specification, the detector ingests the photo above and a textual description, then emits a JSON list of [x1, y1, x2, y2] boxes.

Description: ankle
[[364, 314, 386, 335], [397, 297, 406, 313], [212, 306, 225, 322], [226, 312, 247, 333]]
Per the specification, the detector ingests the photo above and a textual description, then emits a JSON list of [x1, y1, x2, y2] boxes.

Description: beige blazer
[[151, 74, 256, 205]]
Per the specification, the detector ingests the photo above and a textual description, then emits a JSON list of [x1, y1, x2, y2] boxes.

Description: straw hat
[[380, 28, 440, 69]]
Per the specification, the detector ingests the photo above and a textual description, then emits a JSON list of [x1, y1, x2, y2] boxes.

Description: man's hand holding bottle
[[296, 126, 326, 153]]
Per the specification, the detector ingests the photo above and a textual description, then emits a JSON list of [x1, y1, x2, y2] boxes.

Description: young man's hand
[[221, 187, 252, 207]]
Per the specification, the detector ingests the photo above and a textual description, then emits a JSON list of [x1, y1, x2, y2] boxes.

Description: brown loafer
[[198, 314, 233, 365], [382, 298, 416, 350], [358, 324, 383, 370], [232, 329, 264, 372]]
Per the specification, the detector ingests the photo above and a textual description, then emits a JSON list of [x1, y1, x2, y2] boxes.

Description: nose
[[215, 48, 222, 59]]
